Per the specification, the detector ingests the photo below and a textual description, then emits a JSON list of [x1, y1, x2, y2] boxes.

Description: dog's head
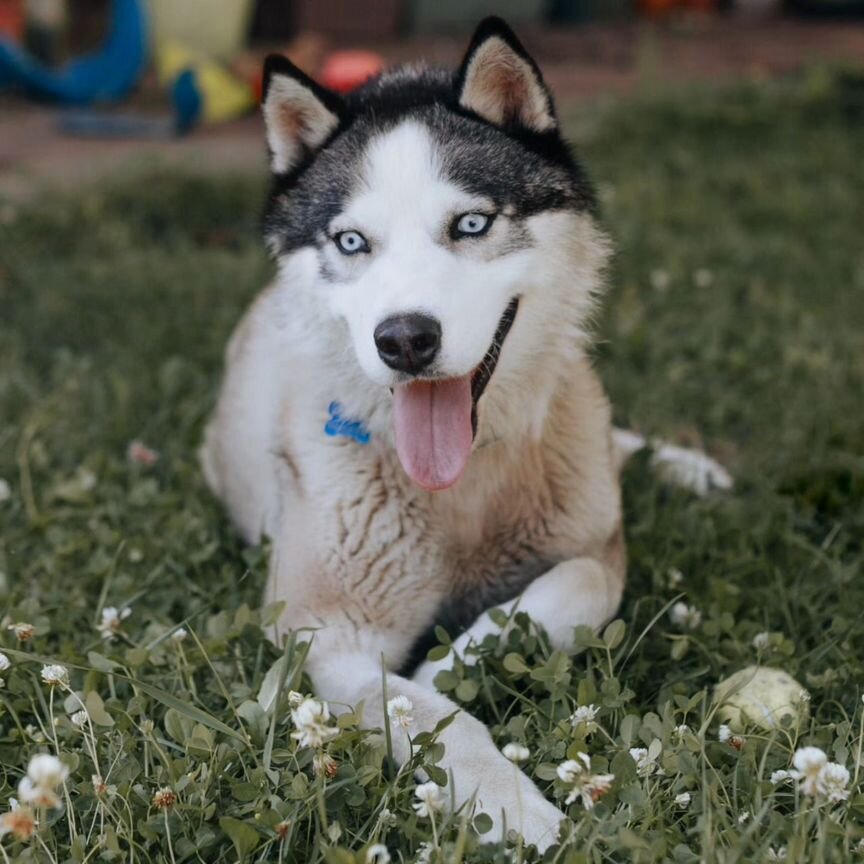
[[262, 17, 608, 491]]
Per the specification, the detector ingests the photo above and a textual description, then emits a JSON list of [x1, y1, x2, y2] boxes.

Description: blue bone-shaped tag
[[325, 401, 371, 445]]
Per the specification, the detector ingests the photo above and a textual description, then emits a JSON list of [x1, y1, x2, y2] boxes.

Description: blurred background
[[1, 0, 864, 200]]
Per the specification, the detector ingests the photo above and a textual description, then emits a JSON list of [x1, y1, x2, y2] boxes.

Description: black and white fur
[[201, 18, 731, 850]]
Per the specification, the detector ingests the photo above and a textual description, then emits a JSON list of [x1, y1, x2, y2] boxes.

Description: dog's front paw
[[412, 654, 459, 690], [492, 777, 567, 852]]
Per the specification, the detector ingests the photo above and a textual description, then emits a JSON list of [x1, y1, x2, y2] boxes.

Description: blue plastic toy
[[0, 0, 148, 104]]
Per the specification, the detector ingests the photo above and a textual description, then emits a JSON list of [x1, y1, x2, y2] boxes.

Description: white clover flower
[[767, 847, 787, 862], [170, 627, 188, 642], [312, 752, 338, 778], [738, 810, 750, 824], [387, 695, 414, 730], [674, 791, 691, 808], [718, 724, 732, 743], [771, 769, 796, 785], [752, 632, 770, 651], [557, 754, 614, 808], [24, 724, 45, 743], [8, 622, 35, 641], [502, 742, 530, 763], [669, 602, 702, 630], [798, 689, 811, 704], [287, 690, 305, 708], [127, 440, 160, 467], [629, 747, 659, 777], [71, 710, 88, 728], [667, 568, 684, 587], [40, 664, 69, 686], [0, 652, 10, 673], [557, 753, 592, 785], [673, 724, 690, 739], [817, 762, 850, 803], [577, 773, 615, 810], [92, 774, 117, 798], [152, 787, 176, 809], [327, 821, 342, 843], [0, 803, 36, 841], [17, 776, 61, 809], [376, 808, 397, 829], [366, 843, 391, 864], [0, 478, 11, 503], [290, 697, 338, 749], [18, 753, 69, 809], [413, 781, 445, 818], [650, 268, 670, 291], [97, 606, 132, 641], [26, 754, 69, 788], [792, 747, 828, 796], [693, 268, 714, 289], [570, 704, 600, 734]]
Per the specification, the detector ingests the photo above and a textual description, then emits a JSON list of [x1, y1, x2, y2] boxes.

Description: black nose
[[374, 313, 441, 375]]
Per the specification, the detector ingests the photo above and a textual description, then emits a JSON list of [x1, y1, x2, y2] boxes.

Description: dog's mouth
[[392, 298, 520, 492], [470, 297, 520, 433]]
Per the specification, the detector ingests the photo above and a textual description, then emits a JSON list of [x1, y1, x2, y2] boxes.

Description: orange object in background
[[238, 33, 328, 103], [320, 50, 385, 94], [0, 0, 24, 41]]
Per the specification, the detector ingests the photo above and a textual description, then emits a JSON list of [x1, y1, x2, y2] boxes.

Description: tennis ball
[[714, 666, 810, 733]]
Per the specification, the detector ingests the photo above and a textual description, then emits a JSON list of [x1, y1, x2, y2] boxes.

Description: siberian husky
[[201, 17, 730, 850]]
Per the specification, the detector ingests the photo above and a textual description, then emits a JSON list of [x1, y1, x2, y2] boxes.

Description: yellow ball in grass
[[713, 666, 810, 733]]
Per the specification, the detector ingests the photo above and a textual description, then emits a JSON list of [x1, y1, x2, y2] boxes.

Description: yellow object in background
[[148, 0, 253, 60], [157, 40, 253, 124], [713, 666, 810, 733]]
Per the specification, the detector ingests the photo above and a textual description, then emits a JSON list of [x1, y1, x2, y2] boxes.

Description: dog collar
[[325, 401, 371, 445]]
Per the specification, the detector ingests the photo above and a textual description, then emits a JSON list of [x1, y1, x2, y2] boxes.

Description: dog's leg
[[612, 427, 732, 496], [306, 647, 566, 850], [413, 557, 621, 690]]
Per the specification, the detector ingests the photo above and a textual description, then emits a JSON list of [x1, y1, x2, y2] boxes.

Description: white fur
[[612, 429, 733, 496]]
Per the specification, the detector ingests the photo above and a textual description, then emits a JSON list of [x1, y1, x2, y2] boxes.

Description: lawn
[[1, 68, 863, 863]]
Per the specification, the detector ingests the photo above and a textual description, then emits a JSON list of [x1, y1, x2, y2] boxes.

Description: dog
[[200, 17, 731, 850]]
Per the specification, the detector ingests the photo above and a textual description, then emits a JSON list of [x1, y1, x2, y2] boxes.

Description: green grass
[[1, 68, 863, 863]]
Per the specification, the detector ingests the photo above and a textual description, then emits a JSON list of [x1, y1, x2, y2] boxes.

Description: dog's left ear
[[457, 17, 556, 133]]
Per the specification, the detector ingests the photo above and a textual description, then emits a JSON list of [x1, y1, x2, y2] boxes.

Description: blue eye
[[335, 230, 369, 255], [454, 212, 493, 238]]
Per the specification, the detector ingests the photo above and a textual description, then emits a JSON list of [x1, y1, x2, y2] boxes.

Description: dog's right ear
[[457, 17, 556, 133], [262, 55, 344, 174]]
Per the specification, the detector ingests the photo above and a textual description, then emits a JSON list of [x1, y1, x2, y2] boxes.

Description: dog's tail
[[612, 428, 733, 497]]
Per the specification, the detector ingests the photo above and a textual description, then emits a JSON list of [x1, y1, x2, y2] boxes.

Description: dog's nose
[[374, 313, 441, 375]]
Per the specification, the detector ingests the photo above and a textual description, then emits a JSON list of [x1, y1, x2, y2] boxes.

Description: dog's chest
[[328, 440, 559, 613], [433, 484, 558, 628]]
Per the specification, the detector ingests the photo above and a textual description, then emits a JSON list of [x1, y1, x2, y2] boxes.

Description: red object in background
[[0, 0, 24, 41], [320, 50, 385, 94]]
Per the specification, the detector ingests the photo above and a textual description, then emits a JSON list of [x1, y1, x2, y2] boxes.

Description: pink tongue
[[393, 376, 473, 491]]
